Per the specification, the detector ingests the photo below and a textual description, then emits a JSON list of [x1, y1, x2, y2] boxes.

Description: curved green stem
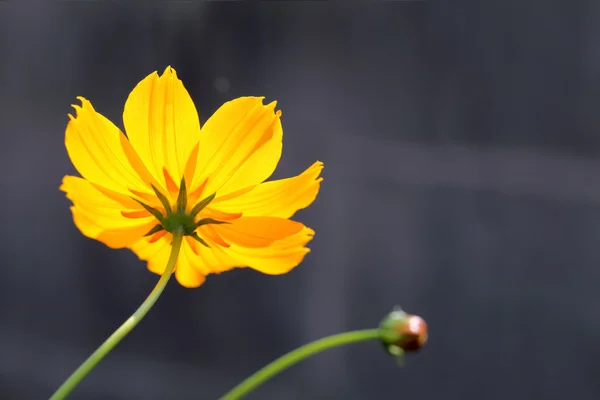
[[50, 228, 184, 400], [220, 329, 381, 400]]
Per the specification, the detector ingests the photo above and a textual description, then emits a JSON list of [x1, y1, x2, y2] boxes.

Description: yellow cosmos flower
[[60, 67, 323, 288]]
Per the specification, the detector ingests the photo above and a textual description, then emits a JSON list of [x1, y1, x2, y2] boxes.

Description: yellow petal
[[213, 217, 314, 274], [130, 236, 207, 288], [212, 161, 323, 218], [61, 176, 155, 248], [186, 235, 240, 274], [175, 241, 207, 288], [65, 97, 150, 195], [192, 97, 283, 197], [130, 234, 171, 275], [129, 217, 310, 285], [123, 66, 201, 192], [62, 176, 140, 211]]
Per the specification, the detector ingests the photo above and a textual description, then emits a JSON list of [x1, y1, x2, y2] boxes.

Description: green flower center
[[133, 177, 225, 248], [163, 210, 197, 236]]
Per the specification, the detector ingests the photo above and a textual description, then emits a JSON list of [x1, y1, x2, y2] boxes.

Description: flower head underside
[[60, 67, 323, 288]]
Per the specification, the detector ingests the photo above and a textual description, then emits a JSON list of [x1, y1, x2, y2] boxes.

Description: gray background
[[1, 1, 600, 399]]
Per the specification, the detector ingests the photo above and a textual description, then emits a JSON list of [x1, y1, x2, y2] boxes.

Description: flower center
[[133, 177, 224, 247], [162, 210, 197, 236]]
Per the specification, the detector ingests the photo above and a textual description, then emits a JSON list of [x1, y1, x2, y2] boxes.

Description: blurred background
[[1, 0, 600, 399]]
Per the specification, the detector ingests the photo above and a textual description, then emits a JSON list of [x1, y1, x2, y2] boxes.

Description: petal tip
[[176, 276, 206, 289], [162, 65, 176, 75], [74, 96, 92, 110], [304, 227, 316, 238], [264, 100, 278, 113]]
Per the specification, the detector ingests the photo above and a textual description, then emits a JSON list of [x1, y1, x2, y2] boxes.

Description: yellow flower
[[60, 67, 323, 288]]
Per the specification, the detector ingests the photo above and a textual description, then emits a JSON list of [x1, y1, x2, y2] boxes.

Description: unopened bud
[[379, 308, 428, 358]]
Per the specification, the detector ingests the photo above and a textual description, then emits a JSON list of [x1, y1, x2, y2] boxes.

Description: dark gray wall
[[1, 1, 599, 399]]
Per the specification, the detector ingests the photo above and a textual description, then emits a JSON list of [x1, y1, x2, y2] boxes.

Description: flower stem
[[49, 227, 185, 400], [219, 329, 381, 400]]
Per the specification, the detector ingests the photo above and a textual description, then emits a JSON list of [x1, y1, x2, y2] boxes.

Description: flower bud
[[379, 308, 428, 356]]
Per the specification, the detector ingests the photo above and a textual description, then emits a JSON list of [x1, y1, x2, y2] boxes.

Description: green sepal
[[176, 178, 187, 212], [196, 217, 229, 228], [189, 193, 216, 218], [144, 224, 165, 237], [379, 307, 407, 356], [393, 350, 406, 367], [133, 199, 165, 223], [151, 184, 172, 214], [191, 232, 211, 248]]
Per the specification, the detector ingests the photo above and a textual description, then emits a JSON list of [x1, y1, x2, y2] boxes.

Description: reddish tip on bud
[[397, 314, 428, 351], [379, 308, 428, 356]]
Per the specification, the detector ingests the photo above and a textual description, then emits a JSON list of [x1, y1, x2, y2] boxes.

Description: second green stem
[[219, 329, 381, 400]]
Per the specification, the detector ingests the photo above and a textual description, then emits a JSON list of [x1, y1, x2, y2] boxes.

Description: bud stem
[[49, 227, 185, 400], [219, 329, 381, 400]]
